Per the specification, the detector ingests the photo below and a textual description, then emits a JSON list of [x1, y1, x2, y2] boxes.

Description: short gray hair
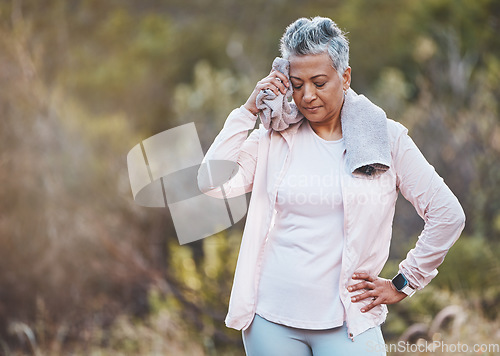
[[280, 17, 349, 76]]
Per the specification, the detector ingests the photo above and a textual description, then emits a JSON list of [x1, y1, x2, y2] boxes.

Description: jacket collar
[[276, 119, 306, 148]]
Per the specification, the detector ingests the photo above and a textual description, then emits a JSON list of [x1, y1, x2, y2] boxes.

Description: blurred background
[[1, 0, 499, 355]]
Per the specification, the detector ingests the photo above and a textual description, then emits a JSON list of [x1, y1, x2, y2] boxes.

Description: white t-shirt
[[256, 120, 346, 329]]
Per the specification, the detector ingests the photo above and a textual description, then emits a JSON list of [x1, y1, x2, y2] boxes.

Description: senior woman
[[198, 16, 465, 355]]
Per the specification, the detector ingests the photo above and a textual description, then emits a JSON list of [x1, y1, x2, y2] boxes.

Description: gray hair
[[280, 17, 349, 77]]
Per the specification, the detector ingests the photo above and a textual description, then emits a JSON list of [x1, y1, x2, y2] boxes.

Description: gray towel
[[255, 57, 391, 177], [341, 88, 391, 177], [255, 57, 303, 131]]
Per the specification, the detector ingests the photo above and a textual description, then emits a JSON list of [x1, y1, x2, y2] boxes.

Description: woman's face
[[289, 53, 351, 125]]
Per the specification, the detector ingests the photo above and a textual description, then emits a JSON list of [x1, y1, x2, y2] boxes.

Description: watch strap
[[401, 284, 416, 297]]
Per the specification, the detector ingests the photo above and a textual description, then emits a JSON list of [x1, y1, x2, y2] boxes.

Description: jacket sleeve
[[393, 125, 466, 290], [197, 106, 265, 199]]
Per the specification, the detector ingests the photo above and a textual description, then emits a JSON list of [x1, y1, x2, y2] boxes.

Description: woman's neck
[[308, 119, 343, 141]]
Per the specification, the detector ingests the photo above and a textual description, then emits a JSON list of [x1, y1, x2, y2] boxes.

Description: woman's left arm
[[392, 125, 466, 290], [349, 124, 466, 312]]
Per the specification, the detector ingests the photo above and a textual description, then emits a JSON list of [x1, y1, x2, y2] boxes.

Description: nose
[[303, 84, 317, 103]]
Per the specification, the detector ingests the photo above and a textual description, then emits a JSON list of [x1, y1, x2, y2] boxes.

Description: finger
[[272, 78, 288, 94], [257, 81, 280, 96], [352, 272, 375, 282], [347, 280, 375, 292], [350, 290, 376, 303], [269, 70, 290, 88], [360, 298, 381, 313], [266, 72, 289, 94], [265, 75, 287, 94]]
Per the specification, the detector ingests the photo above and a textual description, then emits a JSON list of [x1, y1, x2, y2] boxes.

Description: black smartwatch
[[391, 272, 416, 297]]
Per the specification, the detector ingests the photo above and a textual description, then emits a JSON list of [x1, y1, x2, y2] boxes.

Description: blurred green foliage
[[0, 0, 499, 354]]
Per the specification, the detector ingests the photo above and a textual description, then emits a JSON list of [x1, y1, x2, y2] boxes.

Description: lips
[[304, 106, 322, 113]]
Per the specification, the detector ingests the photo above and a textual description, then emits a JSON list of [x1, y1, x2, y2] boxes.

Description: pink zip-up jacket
[[197, 105, 465, 339]]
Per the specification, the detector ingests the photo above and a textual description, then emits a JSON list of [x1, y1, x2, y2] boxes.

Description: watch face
[[392, 273, 408, 290]]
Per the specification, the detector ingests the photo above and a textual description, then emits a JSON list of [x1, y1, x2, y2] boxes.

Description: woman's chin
[[304, 116, 326, 123], [300, 111, 319, 122]]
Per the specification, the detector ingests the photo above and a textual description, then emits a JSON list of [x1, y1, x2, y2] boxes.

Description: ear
[[342, 66, 351, 90]]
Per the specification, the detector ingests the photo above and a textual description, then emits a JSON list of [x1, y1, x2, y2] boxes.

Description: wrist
[[391, 272, 416, 297], [243, 102, 260, 116]]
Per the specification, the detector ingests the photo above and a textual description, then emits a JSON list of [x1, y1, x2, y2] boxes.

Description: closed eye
[[315, 82, 326, 88]]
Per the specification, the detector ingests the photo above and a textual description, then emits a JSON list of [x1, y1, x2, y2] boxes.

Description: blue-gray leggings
[[242, 314, 387, 356]]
